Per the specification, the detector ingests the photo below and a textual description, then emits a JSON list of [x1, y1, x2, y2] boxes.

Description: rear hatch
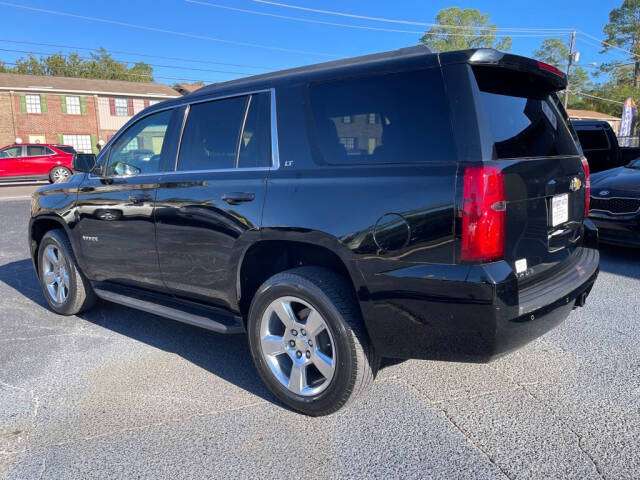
[[446, 50, 588, 283]]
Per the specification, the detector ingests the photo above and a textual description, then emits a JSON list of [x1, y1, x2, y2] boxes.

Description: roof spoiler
[[441, 49, 568, 91]]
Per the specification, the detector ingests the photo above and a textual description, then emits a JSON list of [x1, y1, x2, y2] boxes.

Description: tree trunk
[[635, 60, 640, 88]]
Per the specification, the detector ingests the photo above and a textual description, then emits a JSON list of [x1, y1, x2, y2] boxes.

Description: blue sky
[[0, 0, 626, 86]]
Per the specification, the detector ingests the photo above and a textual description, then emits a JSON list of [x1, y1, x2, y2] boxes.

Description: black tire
[[37, 229, 97, 315], [49, 166, 72, 183], [247, 266, 380, 416]]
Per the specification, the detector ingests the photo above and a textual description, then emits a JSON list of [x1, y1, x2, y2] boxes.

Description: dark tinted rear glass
[[576, 129, 609, 150], [238, 93, 271, 168], [472, 66, 578, 159], [309, 69, 456, 165], [56, 146, 76, 154], [178, 96, 247, 171], [27, 145, 51, 156]]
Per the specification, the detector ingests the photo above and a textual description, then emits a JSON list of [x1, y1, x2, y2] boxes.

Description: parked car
[[0, 143, 75, 183], [589, 158, 640, 247], [571, 119, 640, 173], [28, 47, 599, 416]]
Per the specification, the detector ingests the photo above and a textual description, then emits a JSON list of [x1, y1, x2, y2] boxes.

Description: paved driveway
[[1, 198, 639, 479]]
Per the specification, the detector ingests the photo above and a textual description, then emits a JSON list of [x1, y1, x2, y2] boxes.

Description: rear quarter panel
[[263, 83, 458, 323]]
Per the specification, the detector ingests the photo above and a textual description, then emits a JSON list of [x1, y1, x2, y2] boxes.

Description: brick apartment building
[[0, 73, 180, 153]]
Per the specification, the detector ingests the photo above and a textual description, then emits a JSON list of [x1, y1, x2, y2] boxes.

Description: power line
[[186, 2, 559, 38], [0, 39, 274, 70], [186, 0, 424, 34], [0, 1, 338, 58], [253, 0, 574, 33], [0, 60, 217, 84], [569, 90, 625, 105], [0, 47, 258, 76], [420, 32, 559, 38], [578, 31, 640, 60]]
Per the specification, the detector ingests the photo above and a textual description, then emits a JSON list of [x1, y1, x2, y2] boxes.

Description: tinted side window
[[238, 93, 271, 168], [178, 96, 247, 171], [0, 146, 22, 158], [309, 69, 456, 165], [27, 146, 50, 156], [106, 109, 172, 177], [56, 146, 76, 154], [576, 129, 609, 150]]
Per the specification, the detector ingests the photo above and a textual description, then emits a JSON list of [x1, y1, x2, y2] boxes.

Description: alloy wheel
[[259, 296, 336, 396], [42, 245, 70, 304], [52, 167, 70, 183]]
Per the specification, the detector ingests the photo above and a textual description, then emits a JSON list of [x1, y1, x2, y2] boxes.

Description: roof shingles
[[0, 72, 179, 97]]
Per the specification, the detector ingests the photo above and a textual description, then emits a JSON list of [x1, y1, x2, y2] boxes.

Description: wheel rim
[[259, 296, 336, 396], [42, 245, 70, 304], [52, 168, 70, 183]]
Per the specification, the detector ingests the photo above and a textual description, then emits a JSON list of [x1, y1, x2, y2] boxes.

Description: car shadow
[[0, 258, 275, 405], [598, 244, 640, 280]]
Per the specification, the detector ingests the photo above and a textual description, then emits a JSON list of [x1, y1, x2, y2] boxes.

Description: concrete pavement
[[0, 199, 638, 479]]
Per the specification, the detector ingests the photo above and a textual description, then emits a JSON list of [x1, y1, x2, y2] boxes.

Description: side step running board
[[94, 288, 244, 334]]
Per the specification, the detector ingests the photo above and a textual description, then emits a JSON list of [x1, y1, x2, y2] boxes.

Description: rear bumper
[[590, 215, 640, 248], [359, 245, 599, 362]]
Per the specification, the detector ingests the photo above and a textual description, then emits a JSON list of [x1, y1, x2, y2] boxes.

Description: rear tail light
[[461, 166, 506, 263], [581, 156, 590, 217], [537, 61, 566, 77]]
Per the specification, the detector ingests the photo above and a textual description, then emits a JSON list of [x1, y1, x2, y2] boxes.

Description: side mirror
[[72, 153, 97, 173]]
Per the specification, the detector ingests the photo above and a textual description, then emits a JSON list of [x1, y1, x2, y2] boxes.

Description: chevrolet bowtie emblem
[[569, 177, 582, 192]]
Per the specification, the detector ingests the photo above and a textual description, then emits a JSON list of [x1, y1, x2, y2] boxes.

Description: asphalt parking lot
[[1, 187, 639, 479]]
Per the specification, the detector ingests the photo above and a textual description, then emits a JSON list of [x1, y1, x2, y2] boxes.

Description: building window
[[26, 94, 41, 114], [122, 138, 139, 153], [63, 134, 92, 154], [29, 134, 46, 144], [114, 98, 129, 116], [342, 115, 351, 124], [368, 113, 376, 125], [339, 137, 356, 150], [66, 96, 81, 115], [148, 100, 160, 106]]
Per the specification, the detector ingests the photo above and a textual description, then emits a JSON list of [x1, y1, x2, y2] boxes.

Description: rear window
[[309, 69, 456, 165], [472, 66, 578, 159], [56, 145, 76, 154], [576, 129, 609, 150]]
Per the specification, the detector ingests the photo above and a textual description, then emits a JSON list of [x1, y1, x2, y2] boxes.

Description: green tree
[[532, 38, 591, 108], [602, 0, 640, 87], [419, 7, 512, 52], [533, 38, 570, 67], [8, 48, 153, 82]]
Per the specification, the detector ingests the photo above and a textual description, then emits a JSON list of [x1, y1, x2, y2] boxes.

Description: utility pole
[[564, 30, 576, 109]]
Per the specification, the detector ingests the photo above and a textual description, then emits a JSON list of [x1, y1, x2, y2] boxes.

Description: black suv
[[29, 46, 599, 415]]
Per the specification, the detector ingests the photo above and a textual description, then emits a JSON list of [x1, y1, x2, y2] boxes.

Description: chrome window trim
[[173, 104, 190, 171], [270, 88, 280, 171], [170, 87, 279, 175], [89, 87, 280, 179], [235, 95, 252, 168]]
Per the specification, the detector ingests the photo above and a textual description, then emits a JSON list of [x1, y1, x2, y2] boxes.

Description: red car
[[0, 143, 76, 183]]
